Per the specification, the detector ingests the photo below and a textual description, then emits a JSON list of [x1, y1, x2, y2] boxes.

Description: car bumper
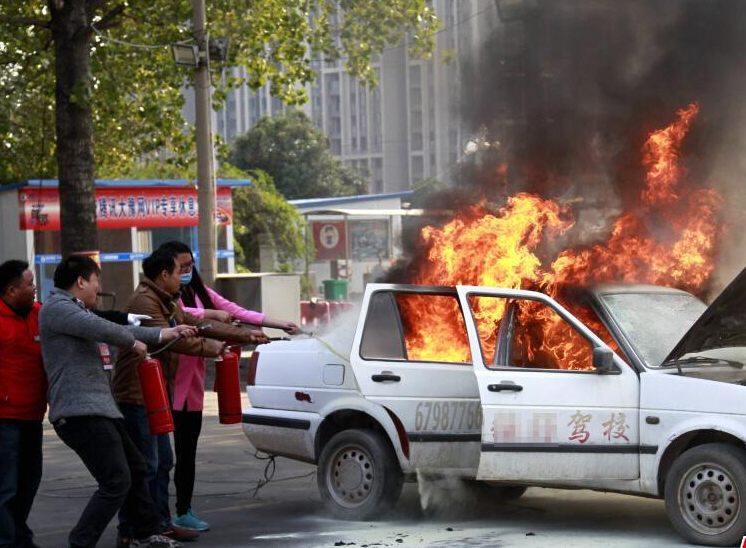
[[242, 407, 319, 463]]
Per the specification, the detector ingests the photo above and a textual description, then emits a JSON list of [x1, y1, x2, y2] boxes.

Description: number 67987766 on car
[[243, 268, 746, 547]]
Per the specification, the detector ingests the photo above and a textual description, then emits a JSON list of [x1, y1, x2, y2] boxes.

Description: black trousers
[[0, 419, 42, 548], [172, 409, 202, 516], [53, 416, 160, 548]]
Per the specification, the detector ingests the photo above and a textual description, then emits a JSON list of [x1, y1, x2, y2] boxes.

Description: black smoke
[[387, 1, 746, 289], [461, 1, 746, 203]]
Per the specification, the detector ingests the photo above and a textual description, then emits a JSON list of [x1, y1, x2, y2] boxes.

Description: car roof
[[589, 283, 694, 297]]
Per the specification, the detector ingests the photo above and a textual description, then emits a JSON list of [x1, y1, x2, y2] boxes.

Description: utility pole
[[192, 0, 217, 286]]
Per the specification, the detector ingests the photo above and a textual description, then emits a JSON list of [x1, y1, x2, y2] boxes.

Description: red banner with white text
[[18, 186, 232, 230]]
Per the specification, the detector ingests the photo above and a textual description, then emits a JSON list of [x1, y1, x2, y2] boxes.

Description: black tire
[[664, 443, 746, 546], [317, 429, 403, 520]]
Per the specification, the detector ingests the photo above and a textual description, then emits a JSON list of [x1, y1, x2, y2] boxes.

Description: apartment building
[[206, 1, 499, 194]]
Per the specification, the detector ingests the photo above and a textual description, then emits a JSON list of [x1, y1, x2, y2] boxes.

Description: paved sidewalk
[[29, 390, 693, 548]]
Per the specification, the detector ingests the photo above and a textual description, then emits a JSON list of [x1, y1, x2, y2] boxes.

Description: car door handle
[[488, 383, 523, 392], [372, 373, 401, 383]]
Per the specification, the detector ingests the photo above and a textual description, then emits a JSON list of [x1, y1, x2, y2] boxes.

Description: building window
[[411, 132, 423, 151], [411, 155, 424, 183]]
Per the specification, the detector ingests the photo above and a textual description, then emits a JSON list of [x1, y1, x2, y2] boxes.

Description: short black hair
[[142, 247, 178, 281], [159, 240, 192, 255], [0, 260, 29, 294], [157, 240, 215, 309], [53, 255, 101, 290]]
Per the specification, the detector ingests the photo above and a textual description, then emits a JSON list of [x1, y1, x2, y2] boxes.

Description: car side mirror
[[592, 347, 615, 374]]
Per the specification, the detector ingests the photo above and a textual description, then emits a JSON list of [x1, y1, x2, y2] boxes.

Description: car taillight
[[247, 351, 260, 386]]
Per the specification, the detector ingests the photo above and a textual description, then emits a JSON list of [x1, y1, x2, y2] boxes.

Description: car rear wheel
[[664, 443, 746, 546], [317, 429, 403, 520]]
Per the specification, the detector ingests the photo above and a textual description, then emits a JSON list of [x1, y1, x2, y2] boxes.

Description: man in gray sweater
[[39, 255, 197, 548]]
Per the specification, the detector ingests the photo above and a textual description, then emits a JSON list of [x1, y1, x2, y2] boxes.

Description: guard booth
[[290, 191, 414, 299], [0, 179, 250, 305]]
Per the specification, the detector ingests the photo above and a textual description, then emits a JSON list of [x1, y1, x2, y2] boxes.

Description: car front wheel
[[664, 443, 746, 546], [317, 429, 403, 520]]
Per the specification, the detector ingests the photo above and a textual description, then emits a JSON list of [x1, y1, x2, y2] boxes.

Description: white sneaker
[[131, 534, 182, 548]]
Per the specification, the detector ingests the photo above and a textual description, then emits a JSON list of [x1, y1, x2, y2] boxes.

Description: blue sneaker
[[172, 510, 209, 532]]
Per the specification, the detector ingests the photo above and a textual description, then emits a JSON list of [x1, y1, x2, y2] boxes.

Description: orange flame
[[641, 103, 699, 205], [403, 103, 719, 369]]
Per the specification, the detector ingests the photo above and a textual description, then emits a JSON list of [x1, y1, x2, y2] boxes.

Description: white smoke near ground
[[416, 470, 474, 515], [415, 470, 508, 518]]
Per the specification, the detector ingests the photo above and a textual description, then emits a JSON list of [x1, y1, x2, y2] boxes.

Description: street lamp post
[[192, 0, 217, 286]]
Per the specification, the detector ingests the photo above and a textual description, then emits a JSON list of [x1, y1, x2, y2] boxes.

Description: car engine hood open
[[664, 265, 746, 363]]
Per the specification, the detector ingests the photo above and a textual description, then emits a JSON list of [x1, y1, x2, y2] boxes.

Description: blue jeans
[[0, 420, 42, 548], [118, 404, 173, 535]]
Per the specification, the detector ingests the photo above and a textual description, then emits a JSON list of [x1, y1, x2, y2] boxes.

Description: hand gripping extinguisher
[[215, 348, 242, 424], [138, 355, 175, 435]]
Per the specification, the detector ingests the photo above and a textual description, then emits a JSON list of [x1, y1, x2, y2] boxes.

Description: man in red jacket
[[0, 260, 45, 548]]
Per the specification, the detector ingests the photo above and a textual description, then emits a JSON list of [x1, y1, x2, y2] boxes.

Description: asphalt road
[[30, 392, 696, 548]]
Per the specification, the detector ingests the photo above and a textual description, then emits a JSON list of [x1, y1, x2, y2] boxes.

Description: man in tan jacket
[[112, 247, 267, 545]]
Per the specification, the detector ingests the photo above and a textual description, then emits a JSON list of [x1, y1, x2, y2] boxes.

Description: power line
[[90, 22, 180, 50]]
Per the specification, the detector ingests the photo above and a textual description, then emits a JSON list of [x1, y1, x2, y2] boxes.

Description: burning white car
[[242, 269, 746, 546]]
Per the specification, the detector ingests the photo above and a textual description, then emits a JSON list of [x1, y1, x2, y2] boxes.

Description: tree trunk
[[51, 0, 98, 256]]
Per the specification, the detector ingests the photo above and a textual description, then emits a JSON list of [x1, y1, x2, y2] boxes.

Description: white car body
[[243, 275, 746, 544]]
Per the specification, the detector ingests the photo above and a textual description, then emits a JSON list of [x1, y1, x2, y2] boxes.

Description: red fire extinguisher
[[138, 356, 175, 435], [214, 345, 242, 393], [215, 349, 242, 424]]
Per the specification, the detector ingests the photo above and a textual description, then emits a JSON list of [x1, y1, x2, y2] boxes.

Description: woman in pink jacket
[[162, 241, 299, 531]]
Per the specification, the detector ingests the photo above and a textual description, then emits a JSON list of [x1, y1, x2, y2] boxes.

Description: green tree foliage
[[0, 1, 440, 182], [229, 110, 367, 199], [0, 1, 440, 253], [230, 169, 309, 272]]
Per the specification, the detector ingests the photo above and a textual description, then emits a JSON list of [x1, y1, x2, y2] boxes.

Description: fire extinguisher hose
[[310, 334, 350, 363], [147, 323, 213, 357], [147, 336, 182, 357], [231, 321, 350, 362]]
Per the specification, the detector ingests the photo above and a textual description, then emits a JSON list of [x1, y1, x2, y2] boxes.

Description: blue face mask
[[180, 272, 193, 286]]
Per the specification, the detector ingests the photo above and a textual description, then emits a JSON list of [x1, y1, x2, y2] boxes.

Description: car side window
[[508, 300, 594, 370], [360, 291, 407, 360], [469, 295, 594, 371], [360, 291, 472, 364]]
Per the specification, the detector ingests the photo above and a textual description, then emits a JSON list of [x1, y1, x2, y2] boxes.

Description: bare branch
[[0, 16, 51, 29], [89, 0, 111, 13], [93, 3, 125, 29], [81, 2, 124, 39], [95, 18, 123, 31]]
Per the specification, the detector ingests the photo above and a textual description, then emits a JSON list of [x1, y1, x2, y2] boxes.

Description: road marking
[[254, 530, 357, 540]]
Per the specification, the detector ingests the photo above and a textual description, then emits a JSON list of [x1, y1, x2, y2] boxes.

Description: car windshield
[[599, 292, 706, 367]]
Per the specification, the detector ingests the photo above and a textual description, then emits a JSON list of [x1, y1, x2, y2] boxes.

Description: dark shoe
[[116, 536, 133, 548], [161, 525, 198, 542], [131, 534, 182, 548]]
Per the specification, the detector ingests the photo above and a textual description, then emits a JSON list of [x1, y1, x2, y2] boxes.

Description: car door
[[456, 286, 642, 481], [350, 284, 481, 474]]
